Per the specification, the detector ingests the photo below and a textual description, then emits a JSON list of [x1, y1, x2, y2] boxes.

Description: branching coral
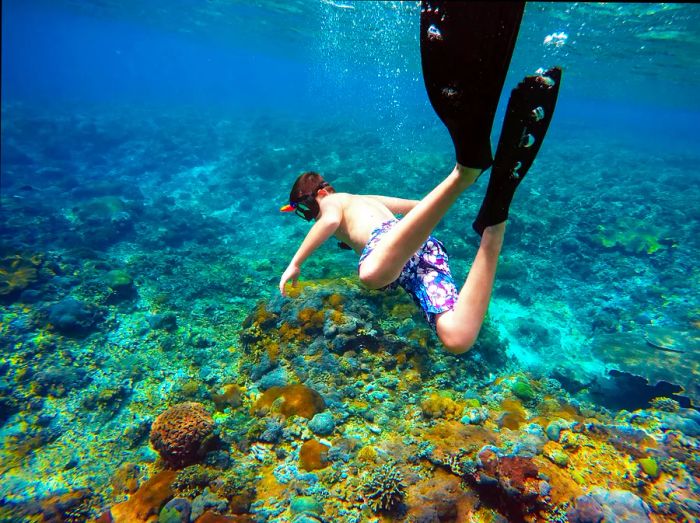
[[361, 464, 406, 513]]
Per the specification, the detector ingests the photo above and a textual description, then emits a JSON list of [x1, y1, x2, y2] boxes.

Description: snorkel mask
[[280, 181, 329, 221]]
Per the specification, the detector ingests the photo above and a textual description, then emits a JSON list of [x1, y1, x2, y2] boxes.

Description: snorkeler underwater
[[1, 1, 699, 522]]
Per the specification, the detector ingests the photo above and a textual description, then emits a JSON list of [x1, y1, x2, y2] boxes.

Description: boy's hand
[[279, 263, 301, 296]]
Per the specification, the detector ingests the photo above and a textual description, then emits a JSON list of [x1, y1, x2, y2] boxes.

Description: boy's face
[[293, 183, 329, 222]]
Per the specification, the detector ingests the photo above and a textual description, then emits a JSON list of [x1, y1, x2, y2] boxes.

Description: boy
[[279, 2, 561, 354]]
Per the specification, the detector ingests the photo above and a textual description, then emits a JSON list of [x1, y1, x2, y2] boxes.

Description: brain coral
[[149, 402, 215, 468]]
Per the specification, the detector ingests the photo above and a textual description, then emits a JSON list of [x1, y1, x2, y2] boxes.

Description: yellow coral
[[0, 254, 41, 296], [278, 321, 308, 344], [297, 307, 325, 330], [357, 445, 379, 463], [329, 309, 345, 325], [391, 303, 415, 319], [420, 393, 463, 419], [498, 398, 528, 430], [325, 293, 345, 309]]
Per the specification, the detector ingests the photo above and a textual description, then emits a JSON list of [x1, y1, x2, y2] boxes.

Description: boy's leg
[[435, 223, 504, 353], [435, 68, 563, 352], [359, 164, 479, 288], [359, 1, 523, 288]]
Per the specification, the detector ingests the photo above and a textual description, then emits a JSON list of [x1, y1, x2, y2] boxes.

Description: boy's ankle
[[454, 163, 482, 186], [481, 222, 505, 251]]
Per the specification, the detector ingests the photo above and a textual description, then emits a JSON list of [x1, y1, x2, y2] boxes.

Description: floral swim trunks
[[358, 219, 458, 330]]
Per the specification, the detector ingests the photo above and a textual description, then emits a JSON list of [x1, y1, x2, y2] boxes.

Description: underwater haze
[[2, 1, 700, 522]]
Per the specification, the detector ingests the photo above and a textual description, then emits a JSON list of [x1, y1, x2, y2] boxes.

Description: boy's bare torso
[[323, 193, 396, 254]]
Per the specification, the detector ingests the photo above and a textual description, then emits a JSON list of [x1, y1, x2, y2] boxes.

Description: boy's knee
[[441, 336, 476, 355], [358, 263, 392, 290], [437, 320, 477, 354]]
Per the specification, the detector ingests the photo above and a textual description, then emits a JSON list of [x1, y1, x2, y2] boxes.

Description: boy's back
[[321, 192, 401, 254]]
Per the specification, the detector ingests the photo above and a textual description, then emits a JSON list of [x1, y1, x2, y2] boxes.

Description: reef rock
[[588, 488, 652, 523], [473, 447, 541, 518], [48, 297, 103, 336], [591, 329, 699, 407]]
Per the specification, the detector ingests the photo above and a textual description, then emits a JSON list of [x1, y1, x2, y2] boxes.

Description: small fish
[[320, 0, 355, 9]]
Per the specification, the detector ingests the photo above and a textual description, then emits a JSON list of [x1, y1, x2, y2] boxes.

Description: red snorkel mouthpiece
[[280, 204, 296, 212]]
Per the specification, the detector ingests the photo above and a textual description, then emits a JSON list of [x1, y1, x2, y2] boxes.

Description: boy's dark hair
[[289, 171, 335, 205]]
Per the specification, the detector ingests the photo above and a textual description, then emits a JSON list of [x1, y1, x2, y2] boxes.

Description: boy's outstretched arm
[[279, 196, 342, 296], [365, 195, 420, 215]]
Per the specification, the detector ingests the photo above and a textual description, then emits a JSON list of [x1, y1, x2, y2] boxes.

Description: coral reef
[[1, 83, 699, 523]]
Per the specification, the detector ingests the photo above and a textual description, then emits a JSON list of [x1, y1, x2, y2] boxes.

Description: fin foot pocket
[[472, 66, 563, 236], [420, 1, 525, 170]]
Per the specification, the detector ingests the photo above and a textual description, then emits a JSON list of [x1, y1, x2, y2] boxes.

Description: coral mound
[[150, 402, 215, 468]]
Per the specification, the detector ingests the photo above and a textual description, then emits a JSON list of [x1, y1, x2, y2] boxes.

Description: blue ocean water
[[1, 1, 700, 521]]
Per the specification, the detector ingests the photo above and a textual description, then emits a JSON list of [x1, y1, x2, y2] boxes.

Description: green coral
[[104, 269, 133, 288], [159, 506, 184, 523], [511, 379, 535, 401], [597, 219, 673, 255], [649, 397, 680, 412], [639, 457, 659, 479], [545, 449, 569, 467], [171, 465, 215, 498]]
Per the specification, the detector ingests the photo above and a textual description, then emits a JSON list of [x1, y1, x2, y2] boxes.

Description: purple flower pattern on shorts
[[358, 219, 458, 330]]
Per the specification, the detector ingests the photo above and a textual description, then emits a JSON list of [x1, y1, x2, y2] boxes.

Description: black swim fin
[[472, 66, 563, 236], [420, 1, 524, 170]]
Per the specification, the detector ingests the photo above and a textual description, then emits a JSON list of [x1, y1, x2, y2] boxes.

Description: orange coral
[[406, 469, 477, 522], [211, 384, 244, 411], [109, 469, 177, 523], [252, 384, 326, 419], [424, 421, 499, 464], [111, 462, 140, 494], [149, 402, 215, 468], [299, 439, 330, 471], [498, 398, 528, 430]]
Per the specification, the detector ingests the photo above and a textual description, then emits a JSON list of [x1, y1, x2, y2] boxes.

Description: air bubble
[[531, 107, 545, 121], [520, 133, 535, 148], [510, 162, 523, 180], [427, 24, 443, 41], [441, 86, 458, 98]]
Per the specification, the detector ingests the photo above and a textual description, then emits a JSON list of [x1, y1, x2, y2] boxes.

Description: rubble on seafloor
[[2, 279, 700, 523]]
